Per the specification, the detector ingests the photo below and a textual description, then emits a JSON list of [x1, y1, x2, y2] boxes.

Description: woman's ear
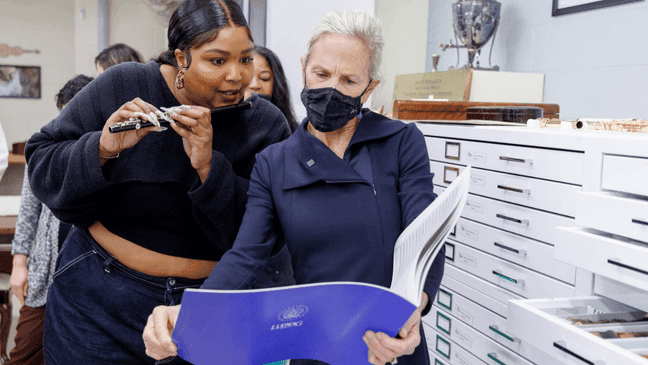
[[174, 49, 187, 68], [361, 79, 381, 104]]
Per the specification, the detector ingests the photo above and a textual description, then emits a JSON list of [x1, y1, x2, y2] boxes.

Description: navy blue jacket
[[202, 111, 444, 365]]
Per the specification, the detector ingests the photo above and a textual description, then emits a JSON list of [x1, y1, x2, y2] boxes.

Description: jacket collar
[[283, 110, 406, 190]]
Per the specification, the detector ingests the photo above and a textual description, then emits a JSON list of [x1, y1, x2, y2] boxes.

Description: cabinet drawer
[[453, 218, 576, 284], [424, 322, 507, 365], [555, 227, 648, 292], [508, 297, 648, 365], [602, 154, 648, 197], [431, 161, 580, 217], [576, 192, 648, 243], [595, 275, 648, 313], [429, 351, 461, 365], [425, 136, 584, 185], [430, 289, 557, 364], [427, 310, 536, 365], [439, 278, 508, 319], [437, 186, 576, 245], [443, 265, 523, 318], [447, 240, 574, 299]]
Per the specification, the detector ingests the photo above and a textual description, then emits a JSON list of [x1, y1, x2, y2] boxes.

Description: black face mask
[[300, 81, 371, 133]]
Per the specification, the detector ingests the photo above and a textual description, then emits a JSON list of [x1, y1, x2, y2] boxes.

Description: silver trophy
[[439, 0, 501, 71]]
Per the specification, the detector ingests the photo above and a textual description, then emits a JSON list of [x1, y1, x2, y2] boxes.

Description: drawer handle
[[487, 352, 506, 365], [632, 218, 648, 226], [488, 325, 520, 343], [494, 241, 527, 256], [497, 184, 530, 194], [553, 341, 605, 365], [607, 259, 648, 276], [496, 213, 529, 226], [499, 156, 533, 164], [492, 270, 525, 286]]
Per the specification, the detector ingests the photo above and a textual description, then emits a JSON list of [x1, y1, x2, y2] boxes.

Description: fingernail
[[363, 336, 369, 344], [168, 345, 175, 353]]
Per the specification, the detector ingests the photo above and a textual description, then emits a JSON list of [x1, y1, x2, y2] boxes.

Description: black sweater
[[25, 61, 290, 260]]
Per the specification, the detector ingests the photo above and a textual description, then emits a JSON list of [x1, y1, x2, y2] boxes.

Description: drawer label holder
[[445, 242, 455, 261], [444, 166, 460, 184], [436, 311, 452, 335], [467, 151, 487, 163], [445, 142, 461, 160], [436, 335, 451, 359], [456, 305, 474, 325], [437, 289, 452, 310], [458, 223, 479, 241]]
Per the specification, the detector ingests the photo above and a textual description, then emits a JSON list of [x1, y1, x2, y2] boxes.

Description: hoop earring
[[175, 67, 186, 90]]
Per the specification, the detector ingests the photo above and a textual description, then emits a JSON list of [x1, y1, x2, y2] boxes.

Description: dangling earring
[[175, 67, 185, 90]]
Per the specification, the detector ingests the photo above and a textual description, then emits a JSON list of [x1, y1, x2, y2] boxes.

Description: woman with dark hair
[[25, 0, 290, 364], [246, 46, 299, 132], [95, 43, 144, 74], [244, 46, 297, 290]]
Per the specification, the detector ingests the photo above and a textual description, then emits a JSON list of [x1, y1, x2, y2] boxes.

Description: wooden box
[[392, 100, 559, 121]]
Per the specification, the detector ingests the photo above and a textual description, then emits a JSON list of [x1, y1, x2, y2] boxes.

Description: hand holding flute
[[99, 98, 219, 181], [99, 98, 161, 166]]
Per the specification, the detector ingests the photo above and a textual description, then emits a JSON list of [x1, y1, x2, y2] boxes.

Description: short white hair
[[304, 9, 384, 80]]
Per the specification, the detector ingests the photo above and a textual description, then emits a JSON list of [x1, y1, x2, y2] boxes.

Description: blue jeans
[[44, 227, 202, 364]]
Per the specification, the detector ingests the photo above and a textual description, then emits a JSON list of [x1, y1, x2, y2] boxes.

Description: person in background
[[95, 43, 144, 74], [8, 74, 94, 365], [245, 45, 297, 290], [245, 46, 299, 133], [0, 122, 7, 181], [144, 9, 444, 365], [25, 0, 290, 364]]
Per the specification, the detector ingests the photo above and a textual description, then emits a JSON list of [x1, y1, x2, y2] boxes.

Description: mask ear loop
[[359, 79, 373, 97], [357, 79, 373, 120]]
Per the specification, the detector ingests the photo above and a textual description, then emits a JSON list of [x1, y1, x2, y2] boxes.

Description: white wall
[[265, 0, 375, 122], [1, 0, 76, 147], [374, 0, 429, 114], [75, 0, 101, 76], [426, 0, 648, 119], [108, 0, 168, 62]]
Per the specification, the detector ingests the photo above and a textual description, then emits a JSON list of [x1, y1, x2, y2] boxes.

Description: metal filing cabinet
[[416, 123, 648, 365]]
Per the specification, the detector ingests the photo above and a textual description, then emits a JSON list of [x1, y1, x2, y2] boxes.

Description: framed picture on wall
[[0, 65, 41, 99], [552, 0, 643, 16]]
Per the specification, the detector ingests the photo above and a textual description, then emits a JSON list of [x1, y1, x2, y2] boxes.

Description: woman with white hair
[[144, 9, 444, 365]]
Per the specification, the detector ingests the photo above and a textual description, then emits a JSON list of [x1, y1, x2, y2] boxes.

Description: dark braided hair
[[157, 0, 252, 68]]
